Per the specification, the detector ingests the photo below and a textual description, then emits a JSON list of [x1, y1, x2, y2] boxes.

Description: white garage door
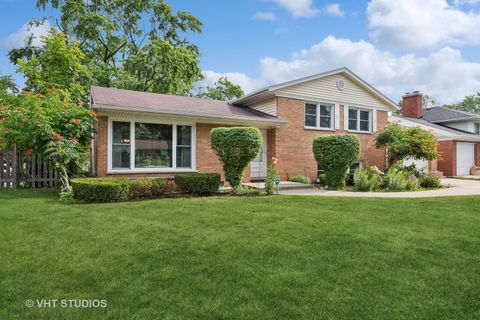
[[456, 143, 475, 176]]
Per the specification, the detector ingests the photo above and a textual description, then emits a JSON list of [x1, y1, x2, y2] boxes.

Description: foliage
[[130, 178, 168, 199], [288, 175, 311, 184], [419, 172, 443, 189], [312, 134, 360, 189], [0, 73, 18, 93], [72, 178, 131, 202], [16, 28, 91, 102], [375, 124, 440, 167], [382, 169, 410, 192], [354, 166, 383, 192], [175, 173, 220, 195], [445, 92, 480, 115], [210, 127, 262, 192], [401, 163, 422, 178], [318, 173, 326, 186], [0, 90, 95, 191], [197, 77, 244, 101], [26, 0, 203, 95], [265, 157, 278, 195]]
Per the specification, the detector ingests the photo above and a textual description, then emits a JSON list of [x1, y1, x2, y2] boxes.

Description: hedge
[[313, 134, 360, 189], [210, 127, 262, 192], [175, 173, 220, 195], [130, 178, 168, 199], [72, 178, 131, 202]]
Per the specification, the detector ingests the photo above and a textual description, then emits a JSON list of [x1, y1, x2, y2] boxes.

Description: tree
[[445, 92, 480, 115], [16, 28, 91, 102], [197, 77, 244, 101], [375, 124, 440, 168], [312, 135, 360, 189], [0, 90, 95, 191], [210, 127, 262, 193], [20, 0, 204, 95], [0, 74, 18, 93]]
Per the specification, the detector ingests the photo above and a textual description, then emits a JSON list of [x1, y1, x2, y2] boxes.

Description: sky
[[1, 0, 480, 104]]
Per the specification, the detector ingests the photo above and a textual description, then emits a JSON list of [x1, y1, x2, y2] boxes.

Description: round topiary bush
[[210, 127, 262, 192], [312, 134, 360, 189]]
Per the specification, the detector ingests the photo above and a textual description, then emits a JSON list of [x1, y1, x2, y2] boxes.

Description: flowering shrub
[[265, 157, 278, 195], [375, 124, 440, 167], [0, 90, 95, 191]]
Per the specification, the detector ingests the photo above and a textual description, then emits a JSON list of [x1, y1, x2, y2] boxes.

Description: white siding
[[249, 98, 277, 116], [275, 74, 390, 110], [445, 121, 475, 133]]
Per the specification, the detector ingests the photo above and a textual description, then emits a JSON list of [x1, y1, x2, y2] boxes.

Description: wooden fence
[[0, 148, 57, 188]]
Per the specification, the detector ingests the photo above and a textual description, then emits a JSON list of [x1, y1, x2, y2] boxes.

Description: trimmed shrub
[[130, 178, 168, 199], [175, 173, 220, 195], [354, 166, 383, 192], [419, 171, 443, 189], [210, 127, 262, 192], [313, 135, 360, 189], [72, 178, 131, 202], [288, 175, 311, 184]]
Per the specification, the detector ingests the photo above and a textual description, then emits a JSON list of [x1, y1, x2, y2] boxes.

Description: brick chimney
[[402, 91, 423, 118]]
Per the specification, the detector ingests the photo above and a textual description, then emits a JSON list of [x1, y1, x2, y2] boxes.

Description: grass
[[1, 190, 479, 320]]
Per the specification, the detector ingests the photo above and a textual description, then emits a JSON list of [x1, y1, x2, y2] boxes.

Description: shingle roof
[[423, 107, 480, 123], [91, 86, 287, 125]]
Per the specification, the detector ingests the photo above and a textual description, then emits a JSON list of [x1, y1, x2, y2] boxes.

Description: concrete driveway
[[279, 178, 480, 198]]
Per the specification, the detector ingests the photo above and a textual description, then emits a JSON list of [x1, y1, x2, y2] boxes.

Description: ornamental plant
[[210, 127, 262, 193], [0, 90, 95, 191], [375, 124, 440, 167], [312, 134, 360, 189], [265, 157, 278, 195]]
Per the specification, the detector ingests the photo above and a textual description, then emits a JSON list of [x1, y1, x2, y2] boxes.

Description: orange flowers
[[71, 118, 82, 125], [21, 118, 27, 124], [26, 148, 33, 155], [90, 110, 97, 117], [50, 132, 63, 140], [3, 127, 9, 133]]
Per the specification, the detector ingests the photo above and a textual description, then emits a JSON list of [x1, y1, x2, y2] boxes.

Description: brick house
[[90, 67, 399, 182], [392, 92, 480, 176]]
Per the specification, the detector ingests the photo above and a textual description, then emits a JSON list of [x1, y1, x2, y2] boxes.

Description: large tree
[[445, 92, 480, 115], [11, 0, 204, 95]]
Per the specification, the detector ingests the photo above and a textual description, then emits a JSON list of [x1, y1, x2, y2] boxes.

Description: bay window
[[305, 102, 333, 129], [110, 120, 194, 172], [348, 107, 371, 132]]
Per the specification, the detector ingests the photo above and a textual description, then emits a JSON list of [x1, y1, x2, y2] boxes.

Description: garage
[[456, 143, 475, 176]]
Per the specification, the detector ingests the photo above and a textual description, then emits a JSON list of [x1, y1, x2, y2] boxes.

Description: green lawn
[[1, 190, 479, 320]]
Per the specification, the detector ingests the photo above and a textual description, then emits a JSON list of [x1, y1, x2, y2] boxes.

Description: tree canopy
[[445, 92, 480, 115], [197, 77, 244, 101]]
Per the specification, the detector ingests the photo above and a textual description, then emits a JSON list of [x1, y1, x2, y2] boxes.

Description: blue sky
[[1, 0, 480, 103]]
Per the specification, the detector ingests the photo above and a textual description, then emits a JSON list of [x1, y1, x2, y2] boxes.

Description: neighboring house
[[90, 67, 398, 182], [393, 92, 480, 176]]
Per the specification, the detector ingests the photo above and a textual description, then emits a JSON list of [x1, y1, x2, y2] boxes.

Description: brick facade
[[267, 97, 388, 181], [437, 140, 456, 177]]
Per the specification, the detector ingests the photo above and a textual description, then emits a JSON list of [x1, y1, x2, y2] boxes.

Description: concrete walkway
[[279, 178, 480, 198]]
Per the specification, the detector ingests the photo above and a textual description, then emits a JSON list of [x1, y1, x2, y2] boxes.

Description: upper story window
[[475, 123, 480, 135], [348, 107, 371, 133], [304, 102, 333, 129]]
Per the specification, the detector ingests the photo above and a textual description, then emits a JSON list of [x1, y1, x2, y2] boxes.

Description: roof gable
[[423, 107, 480, 123], [234, 67, 398, 111]]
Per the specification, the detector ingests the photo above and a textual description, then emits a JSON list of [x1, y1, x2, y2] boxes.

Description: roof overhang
[[234, 67, 399, 111], [93, 104, 288, 129]]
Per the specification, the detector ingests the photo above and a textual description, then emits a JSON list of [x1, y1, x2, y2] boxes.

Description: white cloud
[[252, 11, 277, 21], [270, 0, 319, 17], [367, 0, 480, 49], [200, 70, 268, 95], [324, 3, 345, 16], [0, 21, 50, 50]]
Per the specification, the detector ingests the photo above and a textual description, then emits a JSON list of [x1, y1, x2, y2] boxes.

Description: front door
[[250, 129, 268, 180]]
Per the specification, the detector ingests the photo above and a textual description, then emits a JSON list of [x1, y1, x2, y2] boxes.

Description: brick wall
[[271, 97, 388, 181], [437, 140, 456, 176], [476, 143, 480, 166]]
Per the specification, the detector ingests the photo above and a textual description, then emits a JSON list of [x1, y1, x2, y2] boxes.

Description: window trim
[[475, 122, 480, 135], [346, 106, 372, 133], [107, 117, 196, 174], [304, 102, 335, 131]]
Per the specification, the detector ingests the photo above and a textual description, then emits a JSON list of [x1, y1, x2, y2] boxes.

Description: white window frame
[[347, 107, 372, 133], [304, 102, 335, 131], [475, 122, 480, 135], [107, 117, 196, 174]]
